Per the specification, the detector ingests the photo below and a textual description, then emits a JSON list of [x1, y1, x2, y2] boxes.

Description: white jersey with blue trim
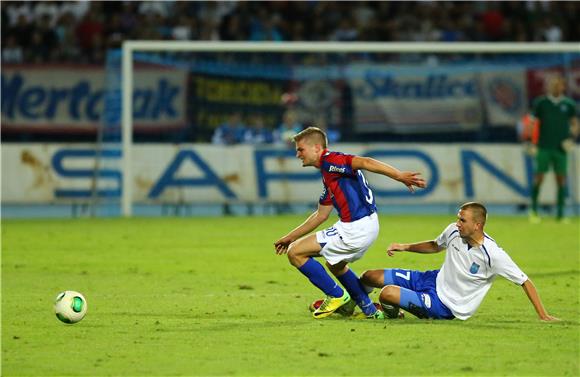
[[435, 223, 528, 320]]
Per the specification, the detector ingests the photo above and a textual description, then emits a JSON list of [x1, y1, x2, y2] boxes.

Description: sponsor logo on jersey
[[329, 165, 346, 173], [470, 262, 480, 274]]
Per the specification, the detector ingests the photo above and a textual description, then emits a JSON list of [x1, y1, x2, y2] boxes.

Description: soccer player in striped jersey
[[360, 202, 558, 321], [274, 126, 426, 319]]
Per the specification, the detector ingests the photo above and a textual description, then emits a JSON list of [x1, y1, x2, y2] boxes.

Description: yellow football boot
[[312, 291, 351, 319]]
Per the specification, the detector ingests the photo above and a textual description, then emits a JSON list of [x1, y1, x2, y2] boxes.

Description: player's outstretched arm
[[387, 240, 441, 256], [274, 204, 333, 255], [351, 156, 426, 192], [521, 279, 560, 322]]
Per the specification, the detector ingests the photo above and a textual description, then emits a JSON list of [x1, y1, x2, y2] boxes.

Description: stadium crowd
[[2, 1, 579, 64], [210, 110, 341, 146]]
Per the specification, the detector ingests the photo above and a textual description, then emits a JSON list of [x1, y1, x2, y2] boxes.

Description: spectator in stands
[[172, 14, 195, 41], [2, 34, 23, 63], [330, 17, 358, 41], [32, 1, 59, 26], [249, 8, 283, 41], [75, 3, 104, 63], [243, 115, 274, 145], [54, 11, 79, 62], [212, 112, 247, 145], [7, 14, 34, 51], [275, 110, 303, 147], [3, 1, 580, 67], [36, 13, 58, 60], [439, 17, 464, 42], [540, 17, 562, 42], [27, 30, 48, 63], [118, 2, 139, 38], [104, 13, 127, 49], [315, 117, 341, 144], [4, 1, 33, 26], [138, 1, 172, 19], [59, 1, 90, 23], [480, 2, 505, 41]]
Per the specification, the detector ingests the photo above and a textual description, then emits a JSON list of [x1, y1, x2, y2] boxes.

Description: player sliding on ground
[[274, 126, 426, 319], [359, 202, 559, 321]]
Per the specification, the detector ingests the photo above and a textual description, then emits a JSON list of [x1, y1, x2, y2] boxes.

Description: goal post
[[121, 41, 580, 217]]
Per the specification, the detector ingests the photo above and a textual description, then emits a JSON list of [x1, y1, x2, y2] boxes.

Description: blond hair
[[292, 127, 328, 149]]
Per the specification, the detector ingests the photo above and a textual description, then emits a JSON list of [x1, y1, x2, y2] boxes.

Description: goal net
[[112, 42, 579, 217]]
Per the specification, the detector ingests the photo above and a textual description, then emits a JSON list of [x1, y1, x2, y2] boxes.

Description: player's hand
[[540, 314, 560, 322], [525, 142, 537, 156], [398, 171, 426, 193], [387, 243, 406, 256], [274, 236, 293, 255], [561, 138, 574, 153]]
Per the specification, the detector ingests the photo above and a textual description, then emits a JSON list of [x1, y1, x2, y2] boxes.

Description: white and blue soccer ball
[[54, 291, 87, 324]]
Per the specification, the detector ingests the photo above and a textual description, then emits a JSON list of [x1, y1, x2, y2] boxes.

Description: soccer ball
[[54, 291, 87, 324]]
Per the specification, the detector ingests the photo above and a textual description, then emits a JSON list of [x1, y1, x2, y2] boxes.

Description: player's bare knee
[[287, 251, 299, 267], [359, 269, 371, 284], [286, 245, 298, 266], [360, 269, 381, 287], [380, 285, 398, 304], [287, 246, 306, 268]]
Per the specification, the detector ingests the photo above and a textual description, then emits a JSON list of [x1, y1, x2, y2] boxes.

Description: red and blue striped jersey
[[318, 150, 377, 222]]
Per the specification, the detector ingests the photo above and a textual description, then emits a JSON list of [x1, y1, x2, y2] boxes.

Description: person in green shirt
[[530, 75, 579, 222]]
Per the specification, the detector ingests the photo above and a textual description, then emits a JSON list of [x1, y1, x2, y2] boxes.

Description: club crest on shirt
[[470, 262, 480, 274]]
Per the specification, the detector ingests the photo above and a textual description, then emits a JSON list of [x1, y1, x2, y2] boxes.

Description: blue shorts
[[384, 268, 454, 320]]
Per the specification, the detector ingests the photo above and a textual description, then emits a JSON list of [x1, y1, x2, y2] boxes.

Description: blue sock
[[399, 288, 428, 319], [298, 258, 343, 297], [338, 269, 376, 316]]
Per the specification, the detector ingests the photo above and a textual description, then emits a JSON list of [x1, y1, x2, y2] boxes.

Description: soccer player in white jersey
[[360, 202, 558, 321]]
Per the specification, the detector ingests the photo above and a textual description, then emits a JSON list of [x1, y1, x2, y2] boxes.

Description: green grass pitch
[[2, 214, 579, 376]]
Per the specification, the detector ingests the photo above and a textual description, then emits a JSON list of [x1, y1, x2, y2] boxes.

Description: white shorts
[[316, 213, 379, 265]]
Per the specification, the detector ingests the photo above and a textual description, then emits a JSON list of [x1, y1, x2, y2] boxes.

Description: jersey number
[[358, 171, 374, 204], [395, 271, 411, 281], [325, 227, 338, 237]]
